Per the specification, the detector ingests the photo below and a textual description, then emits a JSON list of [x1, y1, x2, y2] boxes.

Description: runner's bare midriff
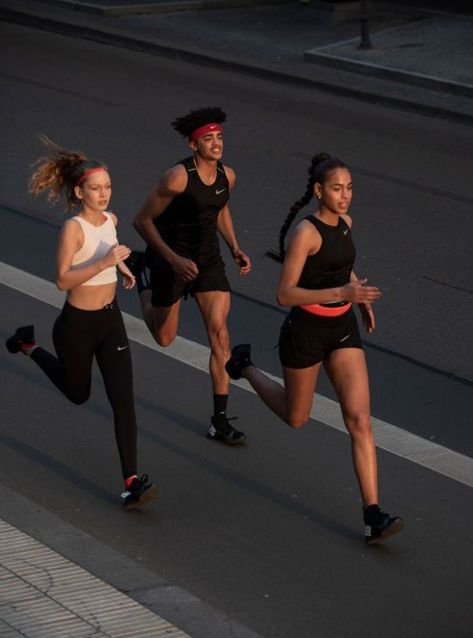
[[66, 282, 117, 310]]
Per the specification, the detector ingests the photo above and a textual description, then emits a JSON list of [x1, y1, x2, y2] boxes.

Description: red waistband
[[299, 302, 352, 317]]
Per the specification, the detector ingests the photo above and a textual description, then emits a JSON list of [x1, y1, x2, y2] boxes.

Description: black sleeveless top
[[146, 156, 230, 271], [297, 215, 356, 290]]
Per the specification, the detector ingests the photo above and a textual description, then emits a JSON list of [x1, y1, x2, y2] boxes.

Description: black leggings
[[31, 300, 137, 479]]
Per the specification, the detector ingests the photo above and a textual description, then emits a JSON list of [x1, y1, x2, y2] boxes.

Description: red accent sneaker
[[6, 325, 35, 354], [121, 474, 158, 510]]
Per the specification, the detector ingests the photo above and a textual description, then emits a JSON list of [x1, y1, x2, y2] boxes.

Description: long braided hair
[[277, 153, 346, 262], [29, 136, 107, 211]]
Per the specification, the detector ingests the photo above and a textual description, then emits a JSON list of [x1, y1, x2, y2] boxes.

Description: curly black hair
[[171, 107, 227, 138]]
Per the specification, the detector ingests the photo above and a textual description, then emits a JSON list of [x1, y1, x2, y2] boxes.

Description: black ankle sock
[[364, 504, 381, 524], [213, 394, 228, 425]]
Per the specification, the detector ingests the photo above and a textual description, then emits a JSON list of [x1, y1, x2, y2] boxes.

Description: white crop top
[[71, 212, 118, 286]]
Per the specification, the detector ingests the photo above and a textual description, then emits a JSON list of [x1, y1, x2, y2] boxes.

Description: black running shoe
[[121, 474, 158, 510], [225, 344, 253, 380], [6, 325, 35, 354], [124, 250, 147, 276], [364, 505, 404, 544], [207, 416, 247, 445]]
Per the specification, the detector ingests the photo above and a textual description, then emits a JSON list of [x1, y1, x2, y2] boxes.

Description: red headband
[[189, 123, 222, 142], [75, 167, 108, 186]]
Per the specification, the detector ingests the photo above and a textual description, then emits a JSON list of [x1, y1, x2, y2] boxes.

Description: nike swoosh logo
[[343, 229, 348, 235], [117, 345, 128, 351], [339, 334, 351, 342], [216, 188, 226, 195]]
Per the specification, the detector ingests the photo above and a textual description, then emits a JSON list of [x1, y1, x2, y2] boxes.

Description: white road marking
[[1, 260, 472, 489]]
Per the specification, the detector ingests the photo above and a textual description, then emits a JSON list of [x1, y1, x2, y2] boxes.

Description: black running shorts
[[149, 264, 230, 307], [278, 306, 363, 368]]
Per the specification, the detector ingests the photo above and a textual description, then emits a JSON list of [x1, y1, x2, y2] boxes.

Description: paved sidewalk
[[0, 518, 189, 637], [305, 14, 473, 97], [0, 0, 472, 123]]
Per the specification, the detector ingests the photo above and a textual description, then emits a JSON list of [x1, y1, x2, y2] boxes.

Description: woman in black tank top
[[226, 153, 403, 545]]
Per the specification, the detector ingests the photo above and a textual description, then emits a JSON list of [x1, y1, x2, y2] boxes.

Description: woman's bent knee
[[286, 414, 309, 428], [345, 413, 372, 437], [154, 331, 176, 347], [67, 391, 89, 405]]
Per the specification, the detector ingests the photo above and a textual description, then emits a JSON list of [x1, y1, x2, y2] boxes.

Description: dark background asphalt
[[1, 8, 473, 383], [0, 5, 472, 637]]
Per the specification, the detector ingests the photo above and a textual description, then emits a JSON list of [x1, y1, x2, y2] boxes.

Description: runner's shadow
[[0, 431, 117, 505], [2, 354, 362, 542], [134, 394, 360, 542]]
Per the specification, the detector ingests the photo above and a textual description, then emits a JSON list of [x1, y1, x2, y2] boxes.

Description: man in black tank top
[[129, 107, 251, 445], [145, 155, 230, 274]]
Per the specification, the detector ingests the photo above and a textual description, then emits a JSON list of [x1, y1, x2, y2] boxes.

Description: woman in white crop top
[[57, 169, 134, 309], [6, 137, 158, 510]]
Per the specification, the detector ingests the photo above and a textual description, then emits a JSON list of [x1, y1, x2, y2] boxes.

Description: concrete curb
[[304, 15, 473, 99], [0, 485, 264, 638], [1, 5, 472, 126], [0, 518, 190, 638], [304, 49, 473, 99], [41, 0, 290, 17]]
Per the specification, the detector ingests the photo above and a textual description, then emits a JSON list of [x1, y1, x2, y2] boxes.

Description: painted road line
[[1, 260, 472, 489]]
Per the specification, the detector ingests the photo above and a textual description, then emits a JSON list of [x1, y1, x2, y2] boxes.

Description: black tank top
[[147, 156, 229, 271], [297, 215, 356, 290]]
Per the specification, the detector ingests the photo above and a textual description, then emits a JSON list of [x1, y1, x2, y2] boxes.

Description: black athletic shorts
[[278, 306, 363, 369], [149, 264, 230, 307]]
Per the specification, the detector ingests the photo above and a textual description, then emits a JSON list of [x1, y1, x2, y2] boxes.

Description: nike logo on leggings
[[117, 345, 128, 351]]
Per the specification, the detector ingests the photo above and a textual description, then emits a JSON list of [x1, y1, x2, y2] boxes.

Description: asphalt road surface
[[1, 20, 472, 638]]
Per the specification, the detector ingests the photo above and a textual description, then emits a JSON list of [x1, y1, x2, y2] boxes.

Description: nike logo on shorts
[[216, 188, 226, 195], [339, 334, 351, 342], [117, 345, 128, 351], [343, 229, 349, 235]]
